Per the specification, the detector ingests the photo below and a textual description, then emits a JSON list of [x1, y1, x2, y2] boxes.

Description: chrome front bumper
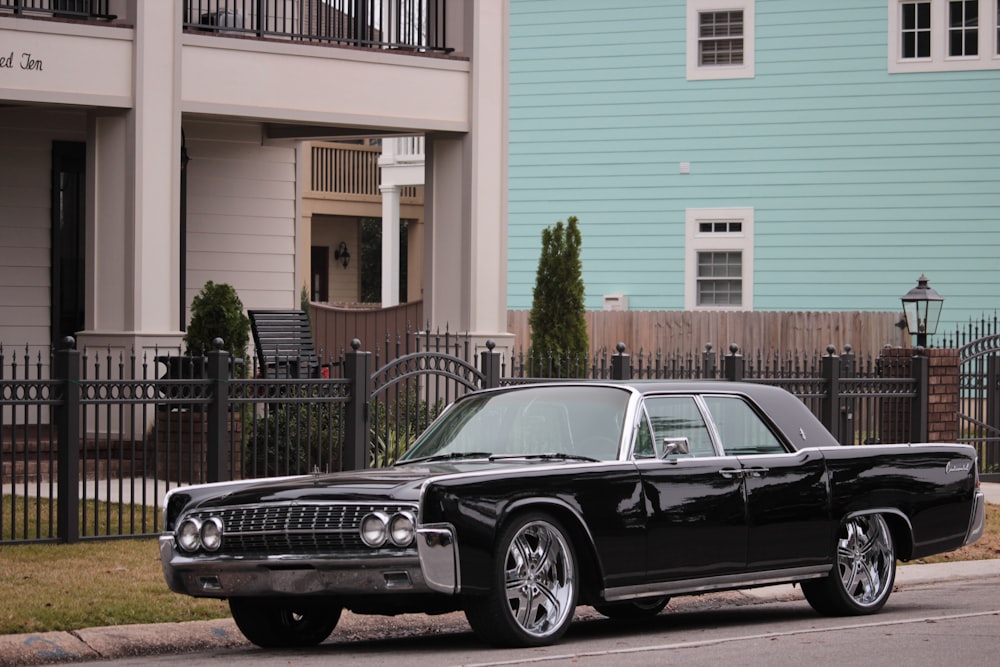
[[160, 522, 460, 598]]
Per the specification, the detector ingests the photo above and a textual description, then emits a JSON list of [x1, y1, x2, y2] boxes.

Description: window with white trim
[[685, 208, 754, 311], [687, 0, 755, 80], [889, 0, 1000, 71]]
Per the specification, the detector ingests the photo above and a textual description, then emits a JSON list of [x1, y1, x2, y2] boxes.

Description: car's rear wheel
[[229, 597, 341, 648], [593, 596, 670, 619], [802, 513, 896, 616], [465, 512, 578, 647]]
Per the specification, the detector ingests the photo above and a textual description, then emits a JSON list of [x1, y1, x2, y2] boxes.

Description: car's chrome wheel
[[229, 597, 341, 648], [803, 513, 895, 616], [465, 513, 578, 647]]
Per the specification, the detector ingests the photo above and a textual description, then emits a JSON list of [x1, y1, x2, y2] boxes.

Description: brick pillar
[[925, 347, 959, 442], [879, 347, 958, 443]]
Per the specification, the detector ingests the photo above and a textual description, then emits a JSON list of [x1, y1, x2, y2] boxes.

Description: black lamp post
[[900, 274, 944, 347]]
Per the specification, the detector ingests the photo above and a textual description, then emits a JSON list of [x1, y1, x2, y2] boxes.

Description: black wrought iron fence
[[1, 336, 933, 544], [0, 0, 115, 20], [183, 0, 451, 52], [947, 315, 1000, 479]]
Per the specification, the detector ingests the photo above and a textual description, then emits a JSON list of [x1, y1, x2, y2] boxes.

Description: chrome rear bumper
[[964, 491, 986, 546]]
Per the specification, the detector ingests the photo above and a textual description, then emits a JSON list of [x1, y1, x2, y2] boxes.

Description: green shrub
[[528, 215, 589, 377], [243, 399, 340, 477], [184, 281, 250, 360], [370, 388, 445, 467]]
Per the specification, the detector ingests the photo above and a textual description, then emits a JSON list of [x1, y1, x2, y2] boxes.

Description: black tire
[[593, 596, 670, 619], [464, 512, 578, 647], [802, 513, 896, 616], [229, 597, 341, 648]]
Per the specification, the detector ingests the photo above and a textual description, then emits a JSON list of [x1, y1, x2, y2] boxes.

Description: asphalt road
[[50, 570, 1000, 667]]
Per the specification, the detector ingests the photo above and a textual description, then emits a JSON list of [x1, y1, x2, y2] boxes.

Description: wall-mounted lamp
[[900, 274, 944, 348], [334, 241, 350, 269]]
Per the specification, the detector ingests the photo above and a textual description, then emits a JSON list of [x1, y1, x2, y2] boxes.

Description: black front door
[[311, 246, 329, 302], [51, 141, 85, 345]]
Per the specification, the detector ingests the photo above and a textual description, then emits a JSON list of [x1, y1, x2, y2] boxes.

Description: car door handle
[[719, 468, 744, 479], [742, 467, 769, 478]]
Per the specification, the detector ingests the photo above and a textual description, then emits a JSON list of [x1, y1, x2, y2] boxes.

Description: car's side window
[[643, 396, 716, 458], [634, 414, 656, 458], [701, 395, 787, 455]]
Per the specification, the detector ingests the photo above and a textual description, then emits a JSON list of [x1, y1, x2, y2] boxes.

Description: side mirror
[[661, 437, 690, 458]]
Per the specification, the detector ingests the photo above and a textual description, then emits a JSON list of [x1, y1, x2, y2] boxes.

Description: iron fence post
[[206, 340, 229, 483], [343, 339, 371, 470], [911, 348, 929, 443], [821, 346, 843, 444], [55, 337, 80, 543], [611, 343, 631, 381], [480, 340, 501, 389], [702, 343, 717, 379], [839, 345, 856, 442], [723, 344, 743, 382]]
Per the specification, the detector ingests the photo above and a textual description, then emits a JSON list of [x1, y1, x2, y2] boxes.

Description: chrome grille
[[185, 502, 417, 556]]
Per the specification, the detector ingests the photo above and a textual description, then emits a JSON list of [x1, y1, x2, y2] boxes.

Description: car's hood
[[184, 460, 541, 508]]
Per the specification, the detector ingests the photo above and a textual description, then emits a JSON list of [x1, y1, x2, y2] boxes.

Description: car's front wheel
[[229, 597, 341, 648], [802, 513, 896, 616], [465, 512, 578, 647]]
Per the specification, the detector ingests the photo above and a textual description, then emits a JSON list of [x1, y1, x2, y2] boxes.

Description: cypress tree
[[528, 216, 588, 377]]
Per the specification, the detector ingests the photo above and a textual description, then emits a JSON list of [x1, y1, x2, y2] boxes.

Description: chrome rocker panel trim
[[602, 565, 832, 603]]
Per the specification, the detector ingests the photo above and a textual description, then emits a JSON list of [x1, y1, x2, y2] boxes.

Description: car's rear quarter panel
[[819, 444, 978, 559]]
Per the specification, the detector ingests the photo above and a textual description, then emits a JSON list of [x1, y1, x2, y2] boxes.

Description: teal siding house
[[507, 0, 1000, 332]]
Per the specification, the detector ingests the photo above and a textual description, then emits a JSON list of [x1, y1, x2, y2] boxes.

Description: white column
[[131, 0, 182, 334], [422, 1, 512, 355], [77, 0, 183, 359], [380, 184, 401, 307]]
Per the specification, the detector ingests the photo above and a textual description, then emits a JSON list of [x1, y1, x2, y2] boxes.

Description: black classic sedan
[[160, 382, 986, 648]]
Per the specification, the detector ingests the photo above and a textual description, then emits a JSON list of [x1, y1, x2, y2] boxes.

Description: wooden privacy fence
[[508, 310, 908, 359], [311, 303, 907, 362]]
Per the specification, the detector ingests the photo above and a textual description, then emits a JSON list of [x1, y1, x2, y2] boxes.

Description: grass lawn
[[0, 538, 229, 635]]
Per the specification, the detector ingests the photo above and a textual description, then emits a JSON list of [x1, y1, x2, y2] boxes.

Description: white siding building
[[0, 0, 511, 364]]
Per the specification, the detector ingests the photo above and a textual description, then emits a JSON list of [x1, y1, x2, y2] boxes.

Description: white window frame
[[889, 0, 1000, 72], [685, 208, 754, 311], [686, 0, 755, 80]]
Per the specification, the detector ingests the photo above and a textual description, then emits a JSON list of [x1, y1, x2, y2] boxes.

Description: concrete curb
[[4, 559, 1000, 666], [0, 618, 245, 666]]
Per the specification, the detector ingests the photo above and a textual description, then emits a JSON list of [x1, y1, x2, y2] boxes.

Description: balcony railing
[[0, 0, 115, 20], [308, 141, 420, 201], [183, 0, 451, 53]]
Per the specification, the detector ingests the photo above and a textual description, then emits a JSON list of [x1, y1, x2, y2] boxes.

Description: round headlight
[[176, 518, 202, 552], [360, 512, 389, 547], [389, 511, 416, 547], [200, 516, 224, 552]]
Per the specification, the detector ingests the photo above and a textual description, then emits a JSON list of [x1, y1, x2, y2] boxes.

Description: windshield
[[396, 385, 631, 464]]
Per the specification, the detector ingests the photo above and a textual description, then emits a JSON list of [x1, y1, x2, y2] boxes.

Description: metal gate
[[956, 320, 1000, 481], [367, 334, 502, 468]]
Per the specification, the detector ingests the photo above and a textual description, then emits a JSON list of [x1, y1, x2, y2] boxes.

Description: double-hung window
[[687, 0, 755, 80], [685, 208, 754, 311], [889, 0, 1000, 71]]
